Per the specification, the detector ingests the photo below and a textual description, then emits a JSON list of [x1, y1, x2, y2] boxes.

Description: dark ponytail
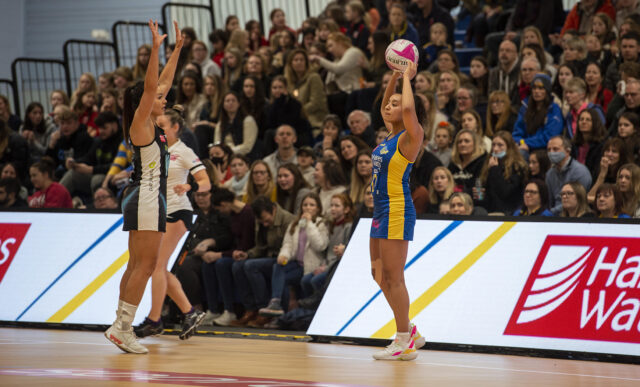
[[413, 94, 427, 128], [122, 81, 145, 143]]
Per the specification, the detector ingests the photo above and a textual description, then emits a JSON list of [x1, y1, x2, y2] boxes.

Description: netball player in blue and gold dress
[[105, 20, 183, 354], [370, 61, 427, 361]]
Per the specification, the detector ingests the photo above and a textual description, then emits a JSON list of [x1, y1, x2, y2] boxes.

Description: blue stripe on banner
[[15, 217, 124, 321], [335, 220, 462, 336]]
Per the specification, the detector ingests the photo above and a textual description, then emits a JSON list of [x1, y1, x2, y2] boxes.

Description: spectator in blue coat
[[388, 3, 420, 48], [513, 74, 564, 156]]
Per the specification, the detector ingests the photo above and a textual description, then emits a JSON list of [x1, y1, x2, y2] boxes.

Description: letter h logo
[[504, 235, 640, 344]]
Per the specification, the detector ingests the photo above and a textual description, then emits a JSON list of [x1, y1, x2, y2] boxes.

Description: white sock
[[396, 332, 410, 343], [116, 300, 138, 331]]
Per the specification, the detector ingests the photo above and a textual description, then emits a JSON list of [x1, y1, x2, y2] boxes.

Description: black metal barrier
[[4, 0, 323, 114], [63, 40, 119, 91], [208, 0, 316, 42], [161, 3, 214, 45], [112, 21, 166, 68], [11, 58, 71, 117], [0, 78, 20, 117], [211, 0, 260, 35]]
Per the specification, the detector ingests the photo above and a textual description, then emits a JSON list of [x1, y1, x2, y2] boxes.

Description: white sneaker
[[201, 310, 221, 326], [213, 310, 237, 326], [372, 338, 417, 361], [105, 324, 148, 354], [410, 323, 426, 349]]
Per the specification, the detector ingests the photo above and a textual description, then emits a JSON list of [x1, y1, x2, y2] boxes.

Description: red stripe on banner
[[0, 368, 360, 386]]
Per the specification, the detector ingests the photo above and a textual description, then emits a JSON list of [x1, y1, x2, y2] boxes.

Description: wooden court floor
[[0, 328, 638, 387]]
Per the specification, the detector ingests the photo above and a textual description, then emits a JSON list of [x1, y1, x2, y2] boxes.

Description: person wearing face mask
[[475, 131, 528, 214], [545, 135, 593, 215], [207, 142, 233, 185]]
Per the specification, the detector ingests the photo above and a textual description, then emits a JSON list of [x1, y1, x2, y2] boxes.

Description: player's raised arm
[[380, 71, 401, 125], [158, 21, 184, 97], [128, 20, 166, 145], [400, 61, 423, 156]]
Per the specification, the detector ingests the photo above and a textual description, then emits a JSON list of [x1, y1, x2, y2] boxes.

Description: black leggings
[[174, 254, 206, 309]]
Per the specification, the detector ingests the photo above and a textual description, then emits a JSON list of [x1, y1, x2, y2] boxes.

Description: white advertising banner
[[0, 212, 184, 325], [308, 219, 640, 357]]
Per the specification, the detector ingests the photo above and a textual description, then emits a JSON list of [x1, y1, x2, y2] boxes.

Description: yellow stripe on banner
[[47, 251, 130, 323], [372, 222, 516, 339]]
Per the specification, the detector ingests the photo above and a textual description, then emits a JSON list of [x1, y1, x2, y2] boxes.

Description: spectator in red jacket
[[268, 8, 296, 41], [561, 0, 616, 36], [28, 157, 72, 209]]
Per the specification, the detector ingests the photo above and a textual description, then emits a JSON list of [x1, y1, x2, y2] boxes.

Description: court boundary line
[[308, 354, 640, 382]]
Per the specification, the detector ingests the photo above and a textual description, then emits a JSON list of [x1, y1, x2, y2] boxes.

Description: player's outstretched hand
[[403, 61, 417, 81], [173, 21, 184, 50], [149, 19, 167, 49]]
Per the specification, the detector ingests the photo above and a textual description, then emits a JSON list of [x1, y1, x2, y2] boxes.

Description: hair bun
[[39, 156, 56, 170], [170, 104, 185, 117]]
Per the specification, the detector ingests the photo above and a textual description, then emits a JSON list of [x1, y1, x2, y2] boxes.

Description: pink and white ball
[[385, 39, 419, 73]]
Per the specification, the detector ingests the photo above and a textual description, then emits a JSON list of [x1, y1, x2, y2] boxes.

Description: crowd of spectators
[[2, 0, 640, 329]]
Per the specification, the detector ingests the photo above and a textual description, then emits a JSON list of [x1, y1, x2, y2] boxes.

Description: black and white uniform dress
[[166, 140, 205, 230], [122, 125, 170, 232]]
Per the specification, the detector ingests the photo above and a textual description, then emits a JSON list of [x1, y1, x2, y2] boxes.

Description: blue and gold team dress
[[370, 130, 416, 240]]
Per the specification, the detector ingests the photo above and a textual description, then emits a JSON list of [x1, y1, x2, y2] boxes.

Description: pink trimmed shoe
[[372, 338, 417, 360]]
